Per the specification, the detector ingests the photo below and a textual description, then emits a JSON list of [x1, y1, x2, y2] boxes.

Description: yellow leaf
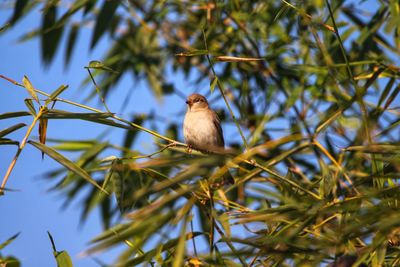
[[22, 75, 40, 104]]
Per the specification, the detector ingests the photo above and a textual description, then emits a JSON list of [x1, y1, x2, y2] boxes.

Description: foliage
[[0, 233, 21, 267], [1, 0, 400, 266], [47, 232, 74, 267]]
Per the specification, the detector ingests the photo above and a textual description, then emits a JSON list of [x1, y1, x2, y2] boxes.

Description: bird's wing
[[212, 110, 224, 147]]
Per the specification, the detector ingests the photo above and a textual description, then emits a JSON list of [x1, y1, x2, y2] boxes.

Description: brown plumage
[[183, 93, 234, 184]]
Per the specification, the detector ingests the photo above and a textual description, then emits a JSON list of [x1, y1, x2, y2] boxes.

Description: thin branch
[[0, 74, 186, 146], [245, 159, 321, 200], [0, 107, 46, 193], [86, 69, 111, 113], [201, 29, 249, 149]]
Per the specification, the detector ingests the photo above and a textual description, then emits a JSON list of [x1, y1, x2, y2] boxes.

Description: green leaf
[[45, 85, 68, 106], [49, 0, 90, 32], [0, 123, 26, 138], [28, 140, 108, 194], [383, 83, 400, 110], [315, 104, 347, 134], [9, 0, 29, 24], [18, 28, 40, 42], [123, 232, 203, 266], [210, 76, 218, 94], [128, 187, 194, 221], [88, 211, 176, 254], [172, 216, 188, 267], [146, 67, 163, 98], [0, 138, 19, 146], [90, 0, 120, 49], [24, 98, 36, 116], [65, 24, 79, 66], [176, 49, 209, 56], [41, 3, 63, 64], [51, 140, 97, 151], [43, 109, 114, 119], [345, 144, 400, 154], [122, 115, 145, 155], [318, 158, 335, 199], [0, 232, 20, 250], [85, 60, 118, 73], [54, 251, 73, 267], [47, 231, 73, 267], [376, 77, 395, 108], [218, 213, 231, 239], [0, 256, 20, 267], [22, 75, 39, 104], [0, 23, 11, 33], [0, 111, 31, 120]]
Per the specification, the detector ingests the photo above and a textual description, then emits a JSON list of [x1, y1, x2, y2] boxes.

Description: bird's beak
[[186, 100, 191, 105]]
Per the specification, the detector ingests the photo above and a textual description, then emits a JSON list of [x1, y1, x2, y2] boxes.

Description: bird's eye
[[194, 99, 199, 103]]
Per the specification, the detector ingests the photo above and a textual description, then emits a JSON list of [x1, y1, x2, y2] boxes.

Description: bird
[[183, 93, 234, 184]]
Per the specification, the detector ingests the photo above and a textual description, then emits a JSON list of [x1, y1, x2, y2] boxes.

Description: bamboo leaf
[[24, 98, 36, 116], [87, 211, 176, 254], [28, 140, 107, 194], [0, 111, 31, 120], [172, 215, 188, 267], [90, 0, 120, 49], [49, 0, 90, 32], [52, 141, 98, 151], [214, 56, 264, 62], [39, 109, 49, 159], [54, 251, 73, 267], [175, 49, 209, 56], [210, 76, 218, 94], [65, 24, 79, 67], [43, 109, 114, 119], [41, 2, 63, 64], [9, 0, 29, 24], [0, 138, 19, 146], [345, 144, 400, 154], [383, 84, 400, 110], [85, 60, 118, 73], [122, 115, 145, 155], [0, 123, 26, 138], [47, 231, 73, 267], [45, 85, 68, 106], [0, 23, 11, 33], [22, 75, 39, 104], [377, 77, 395, 108], [123, 232, 202, 266], [110, 159, 136, 213], [0, 232, 20, 249]]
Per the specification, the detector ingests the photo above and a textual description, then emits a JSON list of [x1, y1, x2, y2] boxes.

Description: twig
[[0, 74, 186, 146], [281, 0, 335, 32], [201, 29, 248, 149], [313, 140, 360, 195], [86, 69, 111, 113], [245, 159, 321, 200], [0, 107, 46, 193], [213, 215, 248, 266], [325, 0, 377, 189], [190, 218, 198, 256]]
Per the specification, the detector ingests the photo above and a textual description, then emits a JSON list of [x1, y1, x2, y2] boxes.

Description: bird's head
[[186, 93, 209, 111]]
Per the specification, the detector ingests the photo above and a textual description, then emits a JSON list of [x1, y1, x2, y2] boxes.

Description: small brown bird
[[183, 93, 234, 184]]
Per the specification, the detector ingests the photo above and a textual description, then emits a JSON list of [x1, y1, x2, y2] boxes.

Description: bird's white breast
[[183, 109, 221, 150]]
